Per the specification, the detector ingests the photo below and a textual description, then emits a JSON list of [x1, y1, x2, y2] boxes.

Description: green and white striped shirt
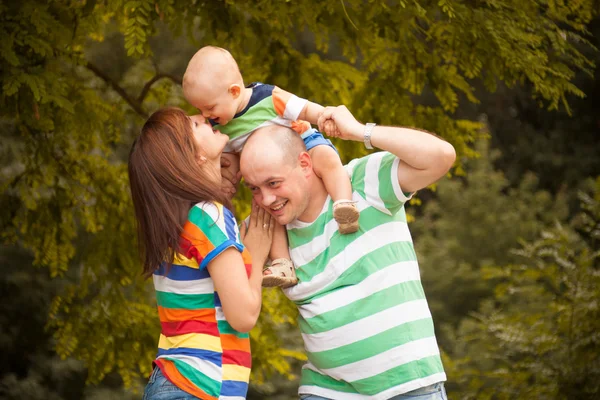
[[284, 151, 446, 399]]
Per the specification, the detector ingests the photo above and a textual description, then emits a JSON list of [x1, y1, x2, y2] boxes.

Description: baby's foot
[[262, 258, 298, 288], [333, 200, 359, 234]]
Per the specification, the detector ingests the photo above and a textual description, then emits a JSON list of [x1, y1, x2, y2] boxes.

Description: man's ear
[[229, 84, 242, 98], [298, 152, 312, 176]]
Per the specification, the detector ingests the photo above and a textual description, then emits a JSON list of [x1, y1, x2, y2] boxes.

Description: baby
[[182, 46, 358, 288]]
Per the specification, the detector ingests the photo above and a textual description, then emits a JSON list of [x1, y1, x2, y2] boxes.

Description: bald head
[[241, 125, 307, 171], [182, 46, 243, 101]]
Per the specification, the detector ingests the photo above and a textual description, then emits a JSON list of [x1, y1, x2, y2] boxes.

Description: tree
[[457, 17, 600, 198], [446, 178, 600, 399], [1, 0, 597, 389], [411, 138, 569, 351]]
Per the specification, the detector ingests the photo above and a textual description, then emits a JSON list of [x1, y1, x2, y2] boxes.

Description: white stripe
[[153, 274, 214, 295], [283, 95, 308, 121], [390, 156, 413, 202], [219, 397, 247, 400], [193, 202, 217, 219], [364, 152, 392, 215], [288, 192, 368, 267], [298, 372, 446, 400], [215, 306, 225, 321], [302, 299, 432, 353], [157, 354, 221, 381], [285, 221, 413, 301], [298, 260, 421, 319], [309, 336, 441, 382]]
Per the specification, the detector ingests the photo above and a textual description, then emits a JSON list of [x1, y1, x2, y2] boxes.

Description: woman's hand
[[220, 153, 241, 200], [240, 201, 274, 266]]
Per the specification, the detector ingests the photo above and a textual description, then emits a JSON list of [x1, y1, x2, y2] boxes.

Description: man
[[240, 105, 455, 400]]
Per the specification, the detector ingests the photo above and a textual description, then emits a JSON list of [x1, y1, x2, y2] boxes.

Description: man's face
[[242, 154, 310, 226]]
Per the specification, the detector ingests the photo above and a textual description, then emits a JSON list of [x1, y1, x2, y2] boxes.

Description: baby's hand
[[319, 116, 340, 138], [324, 120, 339, 137]]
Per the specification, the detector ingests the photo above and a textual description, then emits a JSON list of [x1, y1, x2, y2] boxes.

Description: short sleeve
[[348, 152, 413, 216], [272, 86, 308, 121], [180, 202, 244, 269]]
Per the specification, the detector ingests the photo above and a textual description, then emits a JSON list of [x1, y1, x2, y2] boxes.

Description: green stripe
[[218, 320, 250, 338], [378, 153, 404, 214], [294, 241, 417, 304], [213, 97, 277, 139], [299, 280, 426, 334], [350, 155, 368, 200], [300, 354, 444, 395], [306, 318, 436, 369], [293, 211, 409, 283], [288, 200, 407, 250], [287, 201, 334, 248], [188, 206, 227, 245], [168, 357, 221, 397], [156, 291, 214, 309]]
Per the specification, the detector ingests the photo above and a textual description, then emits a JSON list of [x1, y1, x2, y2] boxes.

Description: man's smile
[[270, 200, 288, 214]]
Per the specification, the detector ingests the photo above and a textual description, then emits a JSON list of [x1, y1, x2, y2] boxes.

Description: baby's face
[[189, 84, 239, 126]]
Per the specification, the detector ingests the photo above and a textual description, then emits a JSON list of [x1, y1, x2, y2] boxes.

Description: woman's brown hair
[[128, 107, 232, 277]]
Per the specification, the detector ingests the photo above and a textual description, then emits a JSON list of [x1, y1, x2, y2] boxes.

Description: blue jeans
[[142, 367, 199, 400], [300, 382, 447, 400]]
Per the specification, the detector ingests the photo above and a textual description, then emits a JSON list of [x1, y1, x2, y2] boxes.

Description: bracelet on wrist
[[364, 123, 376, 149]]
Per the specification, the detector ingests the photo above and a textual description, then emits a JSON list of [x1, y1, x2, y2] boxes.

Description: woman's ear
[[197, 155, 207, 164]]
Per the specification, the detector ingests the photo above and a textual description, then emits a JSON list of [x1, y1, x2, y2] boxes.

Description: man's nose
[[261, 191, 276, 207]]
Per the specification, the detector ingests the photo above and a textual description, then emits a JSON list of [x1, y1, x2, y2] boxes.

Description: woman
[[128, 107, 273, 400]]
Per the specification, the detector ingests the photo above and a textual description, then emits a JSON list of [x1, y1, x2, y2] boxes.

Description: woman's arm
[[207, 203, 273, 332]]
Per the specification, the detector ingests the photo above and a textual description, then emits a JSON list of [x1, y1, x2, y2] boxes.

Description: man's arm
[[317, 106, 456, 193]]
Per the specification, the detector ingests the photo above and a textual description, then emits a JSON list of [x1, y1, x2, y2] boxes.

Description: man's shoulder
[[345, 151, 397, 175]]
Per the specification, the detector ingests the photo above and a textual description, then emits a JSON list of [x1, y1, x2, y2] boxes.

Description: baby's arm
[[298, 101, 325, 126]]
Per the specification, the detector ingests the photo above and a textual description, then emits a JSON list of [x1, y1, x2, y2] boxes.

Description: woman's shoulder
[[187, 201, 238, 229]]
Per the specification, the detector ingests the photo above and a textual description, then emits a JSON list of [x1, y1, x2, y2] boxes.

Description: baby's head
[[183, 46, 245, 126]]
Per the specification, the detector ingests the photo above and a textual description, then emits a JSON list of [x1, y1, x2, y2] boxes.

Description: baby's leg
[[262, 223, 298, 288], [309, 145, 359, 234]]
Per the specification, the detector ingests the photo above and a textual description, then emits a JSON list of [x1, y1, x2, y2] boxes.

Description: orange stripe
[[158, 307, 217, 323], [221, 334, 251, 352], [291, 120, 311, 135], [241, 248, 252, 264], [272, 87, 287, 117], [182, 222, 214, 257], [158, 360, 218, 400]]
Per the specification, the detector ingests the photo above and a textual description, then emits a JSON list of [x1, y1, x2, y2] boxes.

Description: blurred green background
[[1, 1, 599, 399]]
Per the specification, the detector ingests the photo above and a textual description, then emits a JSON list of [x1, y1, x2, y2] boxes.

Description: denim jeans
[[300, 382, 447, 400], [142, 367, 199, 400]]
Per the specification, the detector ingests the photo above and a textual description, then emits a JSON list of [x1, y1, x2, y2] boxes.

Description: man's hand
[[221, 153, 241, 201], [317, 105, 364, 142]]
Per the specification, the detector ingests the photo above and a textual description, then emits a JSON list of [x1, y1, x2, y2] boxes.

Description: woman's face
[[189, 114, 229, 162]]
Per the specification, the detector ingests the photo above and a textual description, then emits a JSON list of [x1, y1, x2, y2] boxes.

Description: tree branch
[[86, 62, 148, 119], [137, 73, 182, 103]]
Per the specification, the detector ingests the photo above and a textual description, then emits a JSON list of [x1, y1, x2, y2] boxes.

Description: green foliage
[[412, 138, 569, 342], [0, 0, 597, 391], [446, 179, 600, 399]]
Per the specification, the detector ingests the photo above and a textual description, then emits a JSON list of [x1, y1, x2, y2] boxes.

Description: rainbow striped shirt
[[153, 202, 252, 400]]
